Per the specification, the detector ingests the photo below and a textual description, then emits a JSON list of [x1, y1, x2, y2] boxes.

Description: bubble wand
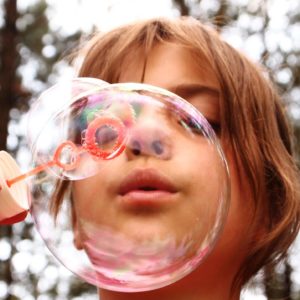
[[0, 115, 127, 225]]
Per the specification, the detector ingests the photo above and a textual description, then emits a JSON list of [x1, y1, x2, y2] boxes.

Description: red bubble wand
[[0, 116, 127, 225]]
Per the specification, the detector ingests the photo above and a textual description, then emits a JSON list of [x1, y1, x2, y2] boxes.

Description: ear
[[71, 197, 84, 250]]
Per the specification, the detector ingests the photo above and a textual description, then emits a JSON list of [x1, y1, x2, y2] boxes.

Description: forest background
[[0, 0, 300, 299]]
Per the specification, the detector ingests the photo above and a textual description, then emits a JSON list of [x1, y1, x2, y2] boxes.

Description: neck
[[100, 291, 239, 300], [98, 270, 241, 300], [97, 240, 247, 300]]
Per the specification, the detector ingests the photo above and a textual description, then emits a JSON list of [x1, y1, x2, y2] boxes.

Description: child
[[51, 17, 300, 300]]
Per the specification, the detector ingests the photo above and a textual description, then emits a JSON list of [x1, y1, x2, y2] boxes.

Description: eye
[[178, 114, 221, 136], [177, 114, 204, 135]]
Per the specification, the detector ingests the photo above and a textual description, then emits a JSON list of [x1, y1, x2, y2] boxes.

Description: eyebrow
[[169, 83, 220, 100]]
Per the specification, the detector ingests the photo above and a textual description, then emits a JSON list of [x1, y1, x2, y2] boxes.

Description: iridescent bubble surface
[[28, 78, 230, 292]]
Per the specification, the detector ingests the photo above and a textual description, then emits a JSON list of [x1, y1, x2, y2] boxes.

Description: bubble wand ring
[[83, 116, 126, 160], [53, 140, 80, 171]]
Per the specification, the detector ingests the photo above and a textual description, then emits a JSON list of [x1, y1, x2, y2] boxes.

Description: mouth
[[118, 168, 178, 207]]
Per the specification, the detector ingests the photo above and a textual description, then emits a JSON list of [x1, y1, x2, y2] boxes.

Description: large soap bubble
[[19, 78, 229, 292]]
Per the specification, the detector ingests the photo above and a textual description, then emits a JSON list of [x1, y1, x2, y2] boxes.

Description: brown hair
[[52, 17, 300, 290]]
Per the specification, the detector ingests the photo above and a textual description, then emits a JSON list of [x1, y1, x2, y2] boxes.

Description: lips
[[119, 168, 177, 196], [117, 168, 178, 208]]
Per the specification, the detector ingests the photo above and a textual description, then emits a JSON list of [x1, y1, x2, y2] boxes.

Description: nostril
[[126, 128, 171, 159], [131, 140, 141, 156], [151, 140, 164, 155]]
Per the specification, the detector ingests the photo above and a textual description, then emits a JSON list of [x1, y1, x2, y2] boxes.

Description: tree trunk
[[0, 0, 18, 151], [173, 0, 191, 16], [0, 1, 18, 299]]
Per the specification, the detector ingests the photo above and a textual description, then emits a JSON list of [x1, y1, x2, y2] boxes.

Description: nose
[[125, 117, 172, 160]]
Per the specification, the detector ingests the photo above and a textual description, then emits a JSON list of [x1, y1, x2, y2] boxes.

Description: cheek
[[172, 139, 228, 235], [229, 154, 254, 225], [73, 155, 124, 193], [72, 173, 113, 220], [71, 155, 127, 219], [176, 139, 227, 204], [218, 151, 255, 252], [194, 152, 256, 278]]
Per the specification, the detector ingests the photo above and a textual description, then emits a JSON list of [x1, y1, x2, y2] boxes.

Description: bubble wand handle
[[6, 161, 56, 187]]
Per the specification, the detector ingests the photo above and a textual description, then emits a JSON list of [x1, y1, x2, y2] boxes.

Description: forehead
[[118, 43, 220, 130], [118, 43, 220, 92]]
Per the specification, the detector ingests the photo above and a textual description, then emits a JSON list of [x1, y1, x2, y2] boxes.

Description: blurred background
[[0, 0, 300, 299]]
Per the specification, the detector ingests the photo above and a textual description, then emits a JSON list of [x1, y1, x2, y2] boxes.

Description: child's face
[[72, 43, 255, 283]]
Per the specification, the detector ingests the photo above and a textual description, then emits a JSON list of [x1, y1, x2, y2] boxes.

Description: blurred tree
[[0, 2, 23, 300], [0, 0, 20, 152], [264, 261, 293, 300]]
